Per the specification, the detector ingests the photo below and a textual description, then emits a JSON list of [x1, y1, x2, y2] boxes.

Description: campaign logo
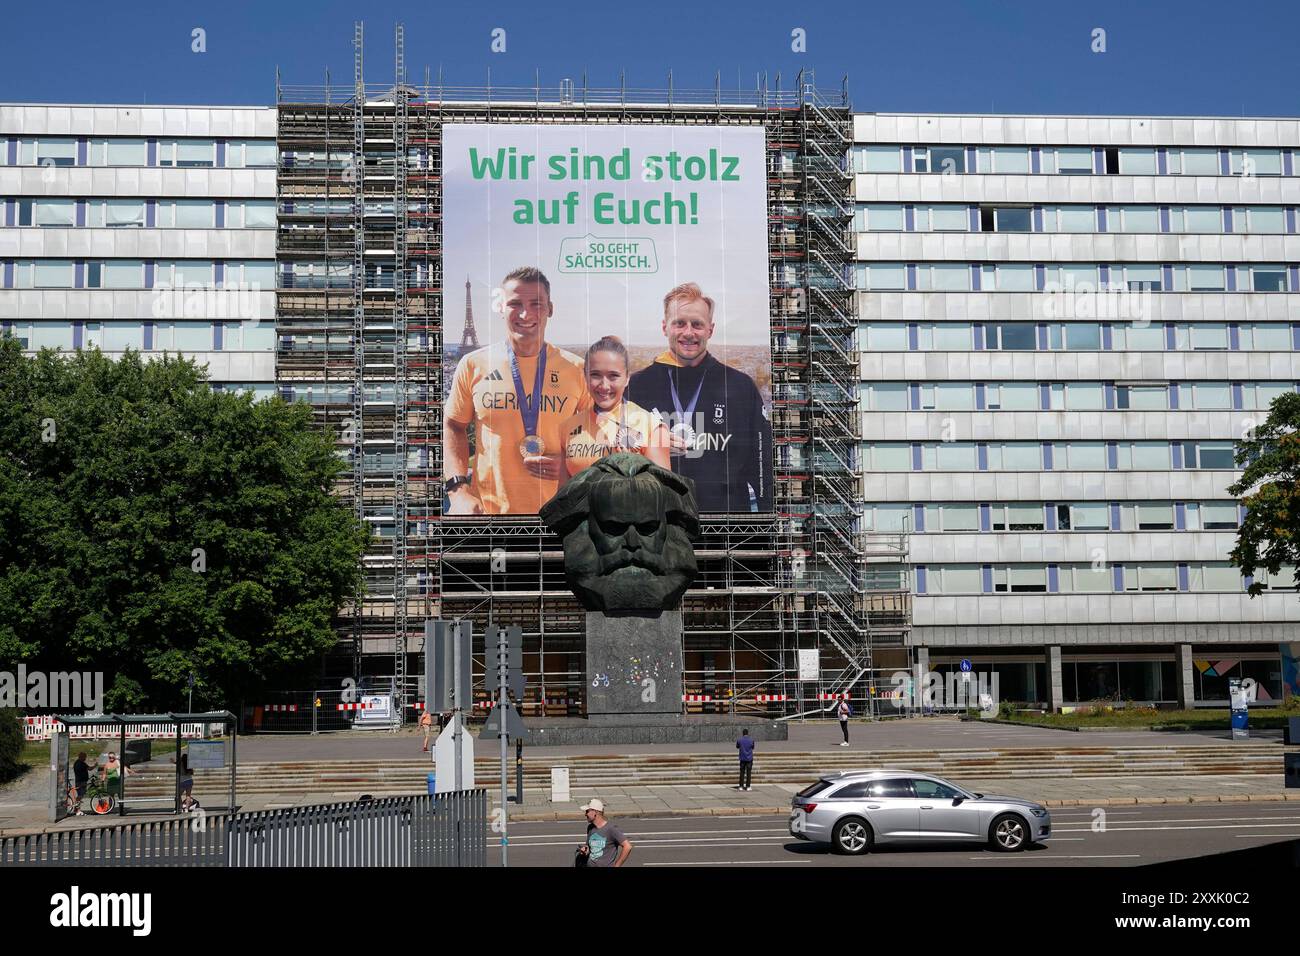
[[713, 404, 724, 422]]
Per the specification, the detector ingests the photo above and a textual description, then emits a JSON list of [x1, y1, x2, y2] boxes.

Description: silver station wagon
[[789, 770, 1052, 854]]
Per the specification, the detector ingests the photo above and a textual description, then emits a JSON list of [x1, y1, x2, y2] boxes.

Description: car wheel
[[832, 817, 873, 855], [989, 813, 1029, 852]]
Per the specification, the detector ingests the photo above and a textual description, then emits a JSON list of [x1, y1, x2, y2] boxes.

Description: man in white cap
[[577, 799, 632, 867]]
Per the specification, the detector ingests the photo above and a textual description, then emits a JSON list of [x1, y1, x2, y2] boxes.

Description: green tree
[[1228, 390, 1300, 596], [0, 339, 369, 709]]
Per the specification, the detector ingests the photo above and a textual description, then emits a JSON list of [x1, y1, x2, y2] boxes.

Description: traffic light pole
[[497, 626, 509, 867]]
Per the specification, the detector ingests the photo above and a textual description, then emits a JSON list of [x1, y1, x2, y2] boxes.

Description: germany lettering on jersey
[[446, 342, 589, 514], [560, 400, 667, 477]]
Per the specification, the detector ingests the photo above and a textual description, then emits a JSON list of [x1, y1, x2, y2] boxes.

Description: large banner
[[442, 123, 772, 516]]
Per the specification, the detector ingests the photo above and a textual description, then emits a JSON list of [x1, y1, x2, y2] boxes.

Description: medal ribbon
[[509, 345, 548, 439], [667, 365, 707, 428]]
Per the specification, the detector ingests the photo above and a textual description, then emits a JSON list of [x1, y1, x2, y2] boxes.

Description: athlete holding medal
[[557, 335, 671, 487], [444, 267, 589, 514]]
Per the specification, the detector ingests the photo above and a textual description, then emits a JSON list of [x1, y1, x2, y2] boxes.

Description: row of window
[[0, 137, 276, 169], [1, 319, 275, 352], [916, 562, 1297, 595], [859, 321, 1298, 352], [5, 260, 274, 289], [859, 501, 1241, 533], [856, 203, 1297, 235], [861, 380, 1297, 412], [860, 440, 1239, 471], [7, 198, 276, 229], [856, 262, 1298, 292], [853, 144, 1296, 177]]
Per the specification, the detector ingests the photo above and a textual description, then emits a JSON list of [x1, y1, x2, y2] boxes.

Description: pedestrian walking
[[175, 749, 195, 808], [419, 708, 435, 751], [575, 799, 632, 867], [736, 728, 755, 790], [837, 698, 853, 746]]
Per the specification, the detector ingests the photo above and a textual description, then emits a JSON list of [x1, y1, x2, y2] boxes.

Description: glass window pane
[[1065, 323, 1101, 350], [999, 382, 1039, 409], [1118, 149, 1157, 175], [1067, 383, 1104, 409], [1252, 268, 1287, 292], [1187, 265, 1225, 291], [930, 327, 972, 348], [1137, 503, 1174, 528], [929, 147, 965, 174], [1201, 564, 1243, 591], [1117, 206, 1159, 232], [1192, 382, 1231, 409], [1071, 503, 1110, 529], [173, 201, 213, 228], [941, 505, 979, 531], [929, 205, 968, 231], [1179, 150, 1219, 175], [994, 323, 1036, 351], [173, 321, 212, 350], [1055, 147, 1093, 174], [867, 264, 906, 290], [1056, 206, 1096, 232], [1195, 442, 1235, 469], [170, 261, 212, 286], [1068, 442, 1106, 469], [1181, 207, 1223, 232], [929, 264, 969, 291], [243, 140, 278, 167], [1008, 566, 1047, 590], [35, 139, 76, 164], [102, 321, 143, 350], [873, 504, 911, 531], [995, 264, 1034, 290], [1000, 443, 1041, 470], [1060, 265, 1099, 287], [1201, 502, 1240, 529], [934, 383, 975, 409], [935, 566, 981, 593], [870, 383, 908, 410], [992, 148, 1030, 174], [867, 323, 908, 350], [1139, 564, 1177, 590], [1190, 324, 1228, 349], [866, 204, 904, 231], [106, 139, 146, 166], [935, 443, 977, 470], [1072, 565, 1112, 592], [1236, 150, 1282, 176], [105, 199, 145, 226], [1253, 383, 1291, 408], [1247, 208, 1285, 233], [33, 261, 74, 287], [30, 323, 74, 348], [1131, 442, 1169, 468], [1249, 324, 1290, 350], [34, 199, 74, 226], [1123, 323, 1165, 349], [176, 139, 215, 166], [102, 261, 141, 288], [994, 208, 1032, 231], [859, 146, 901, 173], [870, 445, 911, 470]]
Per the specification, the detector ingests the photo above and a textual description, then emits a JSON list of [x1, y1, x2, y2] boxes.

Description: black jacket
[[627, 352, 773, 513]]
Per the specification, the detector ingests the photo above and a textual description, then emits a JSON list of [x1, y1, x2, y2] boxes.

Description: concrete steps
[[120, 743, 1291, 797]]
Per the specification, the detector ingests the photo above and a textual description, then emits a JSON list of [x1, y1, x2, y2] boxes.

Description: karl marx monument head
[[539, 452, 700, 615]]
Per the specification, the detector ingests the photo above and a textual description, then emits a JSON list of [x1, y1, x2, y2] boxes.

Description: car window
[[830, 781, 872, 799], [865, 779, 914, 798], [797, 780, 833, 798], [911, 779, 962, 799]]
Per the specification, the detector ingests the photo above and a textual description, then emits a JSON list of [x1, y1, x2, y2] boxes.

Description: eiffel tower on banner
[[461, 276, 480, 350]]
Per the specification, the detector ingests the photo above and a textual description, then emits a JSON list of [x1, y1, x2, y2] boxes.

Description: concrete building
[[0, 104, 278, 395], [853, 113, 1300, 708]]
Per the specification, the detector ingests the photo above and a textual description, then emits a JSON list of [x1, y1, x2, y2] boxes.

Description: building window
[[1251, 266, 1289, 292], [854, 145, 902, 173], [1052, 147, 1093, 175], [1169, 149, 1220, 175], [987, 322, 1036, 351], [980, 206, 1031, 232]]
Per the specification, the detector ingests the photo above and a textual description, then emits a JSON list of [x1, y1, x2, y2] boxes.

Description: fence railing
[[22, 716, 219, 743], [0, 791, 487, 868]]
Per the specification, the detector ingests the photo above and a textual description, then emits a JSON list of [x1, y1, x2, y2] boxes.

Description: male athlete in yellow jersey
[[444, 267, 589, 514], [558, 335, 671, 486]]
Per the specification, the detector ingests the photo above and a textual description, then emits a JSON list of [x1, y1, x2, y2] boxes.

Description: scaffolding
[[274, 23, 911, 721]]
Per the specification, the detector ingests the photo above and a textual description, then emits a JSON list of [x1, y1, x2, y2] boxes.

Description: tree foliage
[[0, 339, 369, 709], [1228, 390, 1300, 596]]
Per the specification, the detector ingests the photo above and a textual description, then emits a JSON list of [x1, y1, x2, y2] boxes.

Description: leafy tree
[[1228, 390, 1300, 596], [0, 339, 369, 709]]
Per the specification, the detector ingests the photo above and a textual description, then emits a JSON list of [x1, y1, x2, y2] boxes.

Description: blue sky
[[5, 0, 1299, 116]]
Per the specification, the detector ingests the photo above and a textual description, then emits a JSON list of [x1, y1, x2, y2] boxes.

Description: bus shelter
[[49, 712, 238, 821]]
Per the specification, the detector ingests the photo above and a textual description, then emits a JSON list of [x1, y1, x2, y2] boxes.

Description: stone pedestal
[[585, 610, 683, 717]]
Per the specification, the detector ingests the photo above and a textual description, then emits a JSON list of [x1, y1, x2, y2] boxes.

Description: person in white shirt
[[837, 698, 853, 746]]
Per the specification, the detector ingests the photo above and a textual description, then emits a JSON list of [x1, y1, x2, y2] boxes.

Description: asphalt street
[[489, 803, 1300, 867]]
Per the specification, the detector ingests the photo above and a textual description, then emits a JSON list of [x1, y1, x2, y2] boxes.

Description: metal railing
[[1, 791, 487, 867]]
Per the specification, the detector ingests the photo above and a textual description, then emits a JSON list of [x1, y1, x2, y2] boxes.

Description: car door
[[911, 778, 983, 839], [836, 778, 920, 841]]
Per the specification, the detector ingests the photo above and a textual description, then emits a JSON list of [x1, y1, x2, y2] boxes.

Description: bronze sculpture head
[[539, 452, 699, 615]]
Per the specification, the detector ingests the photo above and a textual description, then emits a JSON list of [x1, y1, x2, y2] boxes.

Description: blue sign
[[959, 659, 973, 673]]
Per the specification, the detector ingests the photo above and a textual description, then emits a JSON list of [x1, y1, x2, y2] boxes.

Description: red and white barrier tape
[[682, 695, 713, 702], [335, 702, 371, 711], [754, 694, 788, 702], [818, 693, 851, 700]]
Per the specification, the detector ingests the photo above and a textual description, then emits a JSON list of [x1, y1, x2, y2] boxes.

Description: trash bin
[[427, 772, 436, 795], [1286, 753, 1300, 790]]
